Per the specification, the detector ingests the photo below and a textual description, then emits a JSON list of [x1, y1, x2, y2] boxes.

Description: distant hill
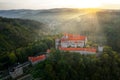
[[0, 17, 48, 54]]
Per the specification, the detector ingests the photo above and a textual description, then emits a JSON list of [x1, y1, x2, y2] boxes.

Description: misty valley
[[0, 8, 120, 80]]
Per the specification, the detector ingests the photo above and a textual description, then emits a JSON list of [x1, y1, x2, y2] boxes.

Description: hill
[[0, 17, 48, 54], [0, 8, 120, 52]]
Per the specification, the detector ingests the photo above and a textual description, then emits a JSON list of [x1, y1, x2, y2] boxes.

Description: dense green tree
[[0, 17, 55, 70], [31, 47, 120, 80], [8, 52, 17, 64]]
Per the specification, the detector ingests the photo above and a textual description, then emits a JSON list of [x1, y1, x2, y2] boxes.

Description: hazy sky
[[0, 0, 120, 10]]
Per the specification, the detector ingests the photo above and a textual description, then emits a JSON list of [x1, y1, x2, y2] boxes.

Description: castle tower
[[98, 46, 103, 53]]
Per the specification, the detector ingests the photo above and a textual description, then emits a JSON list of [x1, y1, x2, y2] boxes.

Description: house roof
[[47, 49, 51, 53], [59, 47, 96, 53], [61, 33, 86, 41], [28, 54, 46, 62]]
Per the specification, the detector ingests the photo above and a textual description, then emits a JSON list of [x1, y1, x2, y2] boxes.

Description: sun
[[64, 0, 102, 8]]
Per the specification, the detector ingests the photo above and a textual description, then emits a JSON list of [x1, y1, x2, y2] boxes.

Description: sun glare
[[64, 0, 102, 8]]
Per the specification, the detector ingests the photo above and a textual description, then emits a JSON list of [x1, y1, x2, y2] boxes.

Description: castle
[[55, 33, 97, 54]]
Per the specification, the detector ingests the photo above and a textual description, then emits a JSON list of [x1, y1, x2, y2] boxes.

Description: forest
[[31, 47, 120, 80], [0, 17, 53, 70]]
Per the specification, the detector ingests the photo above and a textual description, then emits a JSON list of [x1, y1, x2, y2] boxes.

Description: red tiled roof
[[59, 47, 96, 53], [28, 54, 46, 62], [61, 33, 86, 41], [47, 49, 51, 53]]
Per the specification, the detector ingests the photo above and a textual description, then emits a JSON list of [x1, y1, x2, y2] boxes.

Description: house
[[59, 47, 96, 54], [46, 49, 51, 53], [28, 54, 46, 65], [9, 64, 23, 79], [28, 49, 51, 65], [56, 33, 97, 54]]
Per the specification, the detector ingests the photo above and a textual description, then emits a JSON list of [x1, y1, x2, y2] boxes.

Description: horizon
[[0, 0, 120, 10], [0, 8, 120, 11]]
